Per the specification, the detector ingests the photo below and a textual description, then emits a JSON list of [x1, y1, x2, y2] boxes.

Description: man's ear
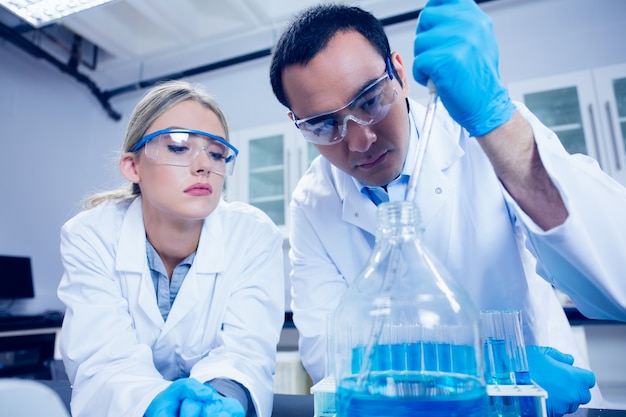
[[120, 153, 140, 183], [390, 51, 410, 95]]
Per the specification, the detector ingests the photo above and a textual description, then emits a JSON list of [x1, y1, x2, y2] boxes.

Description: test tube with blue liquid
[[482, 309, 542, 417], [501, 310, 538, 417], [482, 310, 519, 417]]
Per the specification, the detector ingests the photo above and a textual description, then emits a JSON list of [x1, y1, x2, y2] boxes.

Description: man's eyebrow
[[350, 72, 385, 102]]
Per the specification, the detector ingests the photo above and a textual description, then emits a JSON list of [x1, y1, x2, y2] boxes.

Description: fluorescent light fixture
[[0, 0, 116, 27]]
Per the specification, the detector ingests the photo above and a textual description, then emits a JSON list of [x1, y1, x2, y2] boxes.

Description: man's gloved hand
[[413, 0, 516, 137], [144, 378, 245, 417], [526, 345, 596, 417]]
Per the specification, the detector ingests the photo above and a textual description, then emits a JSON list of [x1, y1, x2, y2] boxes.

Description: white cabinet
[[228, 122, 319, 234], [508, 63, 626, 186]]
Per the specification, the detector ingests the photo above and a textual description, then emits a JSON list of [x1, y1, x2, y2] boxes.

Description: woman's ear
[[120, 153, 140, 183]]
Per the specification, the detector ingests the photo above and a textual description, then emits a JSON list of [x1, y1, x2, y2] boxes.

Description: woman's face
[[121, 99, 227, 225]]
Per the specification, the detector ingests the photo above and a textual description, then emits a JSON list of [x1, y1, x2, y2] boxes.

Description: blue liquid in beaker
[[336, 372, 488, 417]]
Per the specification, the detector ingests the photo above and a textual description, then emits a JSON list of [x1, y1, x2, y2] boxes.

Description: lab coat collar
[[116, 197, 148, 273], [339, 98, 464, 235], [164, 204, 226, 331], [115, 197, 226, 273], [115, 197, 227, 329]]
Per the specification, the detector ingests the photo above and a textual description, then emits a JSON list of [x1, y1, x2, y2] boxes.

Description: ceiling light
[[0, 0, 116, 28]]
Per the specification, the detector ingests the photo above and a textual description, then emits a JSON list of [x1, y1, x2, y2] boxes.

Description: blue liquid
[[512, 371, 539, 417], [351, 342, 478, 375], [486, 338, 513, 384], [336, 372, 488, 417]]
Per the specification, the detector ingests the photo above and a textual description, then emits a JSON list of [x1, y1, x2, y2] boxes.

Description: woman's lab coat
[[288, 99, 626, 394], [58, 197, 284, 417]]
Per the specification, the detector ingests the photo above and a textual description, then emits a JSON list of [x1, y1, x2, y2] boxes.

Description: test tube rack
[[310, 376, 548, 417]]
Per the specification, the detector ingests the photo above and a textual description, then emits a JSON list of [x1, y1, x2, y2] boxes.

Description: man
[[269, 0, 626, 415]]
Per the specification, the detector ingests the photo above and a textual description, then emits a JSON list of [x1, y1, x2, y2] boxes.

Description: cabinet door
[[288, 137, 320, 196], [508, 71, 608, 170], [231, 123, 321, 235], [593, 63, 626, 186], [232, 123, 290, 231]]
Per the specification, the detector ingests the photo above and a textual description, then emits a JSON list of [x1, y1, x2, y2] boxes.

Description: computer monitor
[[0, 255, 35, 299]]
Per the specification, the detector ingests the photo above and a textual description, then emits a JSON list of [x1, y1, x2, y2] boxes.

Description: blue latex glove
[[144, 378, 244, 417], [145, 378, 217, 417], [526, 345, 596, 417], [180, 398, 203, 417], [413, 0, 516, 137], [200, 395, 245, 417], [200, 383, 245, 417]]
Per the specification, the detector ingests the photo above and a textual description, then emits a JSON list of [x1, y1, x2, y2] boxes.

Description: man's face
[[282, 30, 412, 187]]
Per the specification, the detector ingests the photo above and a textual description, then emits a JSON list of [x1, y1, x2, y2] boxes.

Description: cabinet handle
[[604, 101, 621, 171], [588, 104, 603, 170]]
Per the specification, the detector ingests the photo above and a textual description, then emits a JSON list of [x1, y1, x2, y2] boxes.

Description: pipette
[[355, 80, 439, 389], [406, 80, 439, 202]]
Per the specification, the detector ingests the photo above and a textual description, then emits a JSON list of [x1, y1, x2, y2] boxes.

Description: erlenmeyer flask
[[331, 200, 488, 417]]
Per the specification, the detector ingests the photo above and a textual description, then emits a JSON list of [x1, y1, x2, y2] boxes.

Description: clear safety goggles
[[131, 128, 239, 176], [290, 58, 397, 145]]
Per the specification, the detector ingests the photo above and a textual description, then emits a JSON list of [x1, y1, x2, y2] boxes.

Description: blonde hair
[[84, 80, 229, 209]]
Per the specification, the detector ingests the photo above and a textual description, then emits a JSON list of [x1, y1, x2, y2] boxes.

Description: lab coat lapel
[[116, 198, 164, 328], [162, 209, 226, 332], [337, 101, 464, 236], [339, 170, 379, 237]]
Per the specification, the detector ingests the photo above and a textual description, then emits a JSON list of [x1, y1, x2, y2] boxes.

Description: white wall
[[0, 0, 624, 306], [1, 0, 624, 404]]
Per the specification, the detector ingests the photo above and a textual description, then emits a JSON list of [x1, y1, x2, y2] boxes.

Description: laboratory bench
[[28, 380, 626, 417], [2, 310, 623, 414]]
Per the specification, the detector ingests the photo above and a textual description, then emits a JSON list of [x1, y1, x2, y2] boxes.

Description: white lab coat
[[58, 197, 284, 417], [288, 99, 626, 401]]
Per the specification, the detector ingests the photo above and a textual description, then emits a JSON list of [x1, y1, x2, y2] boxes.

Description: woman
[[57, 80, 284, 417]]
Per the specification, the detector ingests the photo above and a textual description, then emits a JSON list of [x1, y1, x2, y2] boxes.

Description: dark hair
[[269, 4, 395, 109]]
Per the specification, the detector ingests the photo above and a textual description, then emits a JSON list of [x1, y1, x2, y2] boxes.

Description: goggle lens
[[132, 129, 238, 176], [293, 61, 397, 145]]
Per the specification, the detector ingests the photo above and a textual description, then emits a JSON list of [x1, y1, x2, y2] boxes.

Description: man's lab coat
[[288, 100, 626, 404]]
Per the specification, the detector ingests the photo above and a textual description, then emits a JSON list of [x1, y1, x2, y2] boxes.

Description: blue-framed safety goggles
[[131, 128, 239, 176]]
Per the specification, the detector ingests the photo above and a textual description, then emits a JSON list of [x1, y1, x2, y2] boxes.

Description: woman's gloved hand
[[413, 0, 516, 137], [200, 382, 245, 417], [144, 378, 245, 417], [526, 345, 596, 417]]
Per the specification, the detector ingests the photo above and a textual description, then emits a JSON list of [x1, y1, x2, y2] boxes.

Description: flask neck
[[376, 201, 420, 239]]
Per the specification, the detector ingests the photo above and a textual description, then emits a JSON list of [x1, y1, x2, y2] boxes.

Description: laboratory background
[[0, 0, 625, 410]]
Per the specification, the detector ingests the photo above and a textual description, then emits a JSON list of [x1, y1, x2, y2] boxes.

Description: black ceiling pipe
[[102, 48, 273, 99], [0, 20, 121, 120], [1, 0, 495, 121], [101, 11, 428, 103]]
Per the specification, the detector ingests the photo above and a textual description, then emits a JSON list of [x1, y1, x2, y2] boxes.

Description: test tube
[[501, 310, 530, 384], [481, 310, 518, 417], [481, 310, 514, 384], [325, 312, 334, 379], [501, 310, 537, 417]]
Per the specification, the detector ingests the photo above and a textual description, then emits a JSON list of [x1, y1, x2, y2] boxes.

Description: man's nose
[[344, 120, 376, 153]]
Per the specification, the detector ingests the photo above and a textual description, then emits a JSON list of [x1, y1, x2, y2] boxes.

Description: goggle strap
[[385, 55, 394, 81]]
